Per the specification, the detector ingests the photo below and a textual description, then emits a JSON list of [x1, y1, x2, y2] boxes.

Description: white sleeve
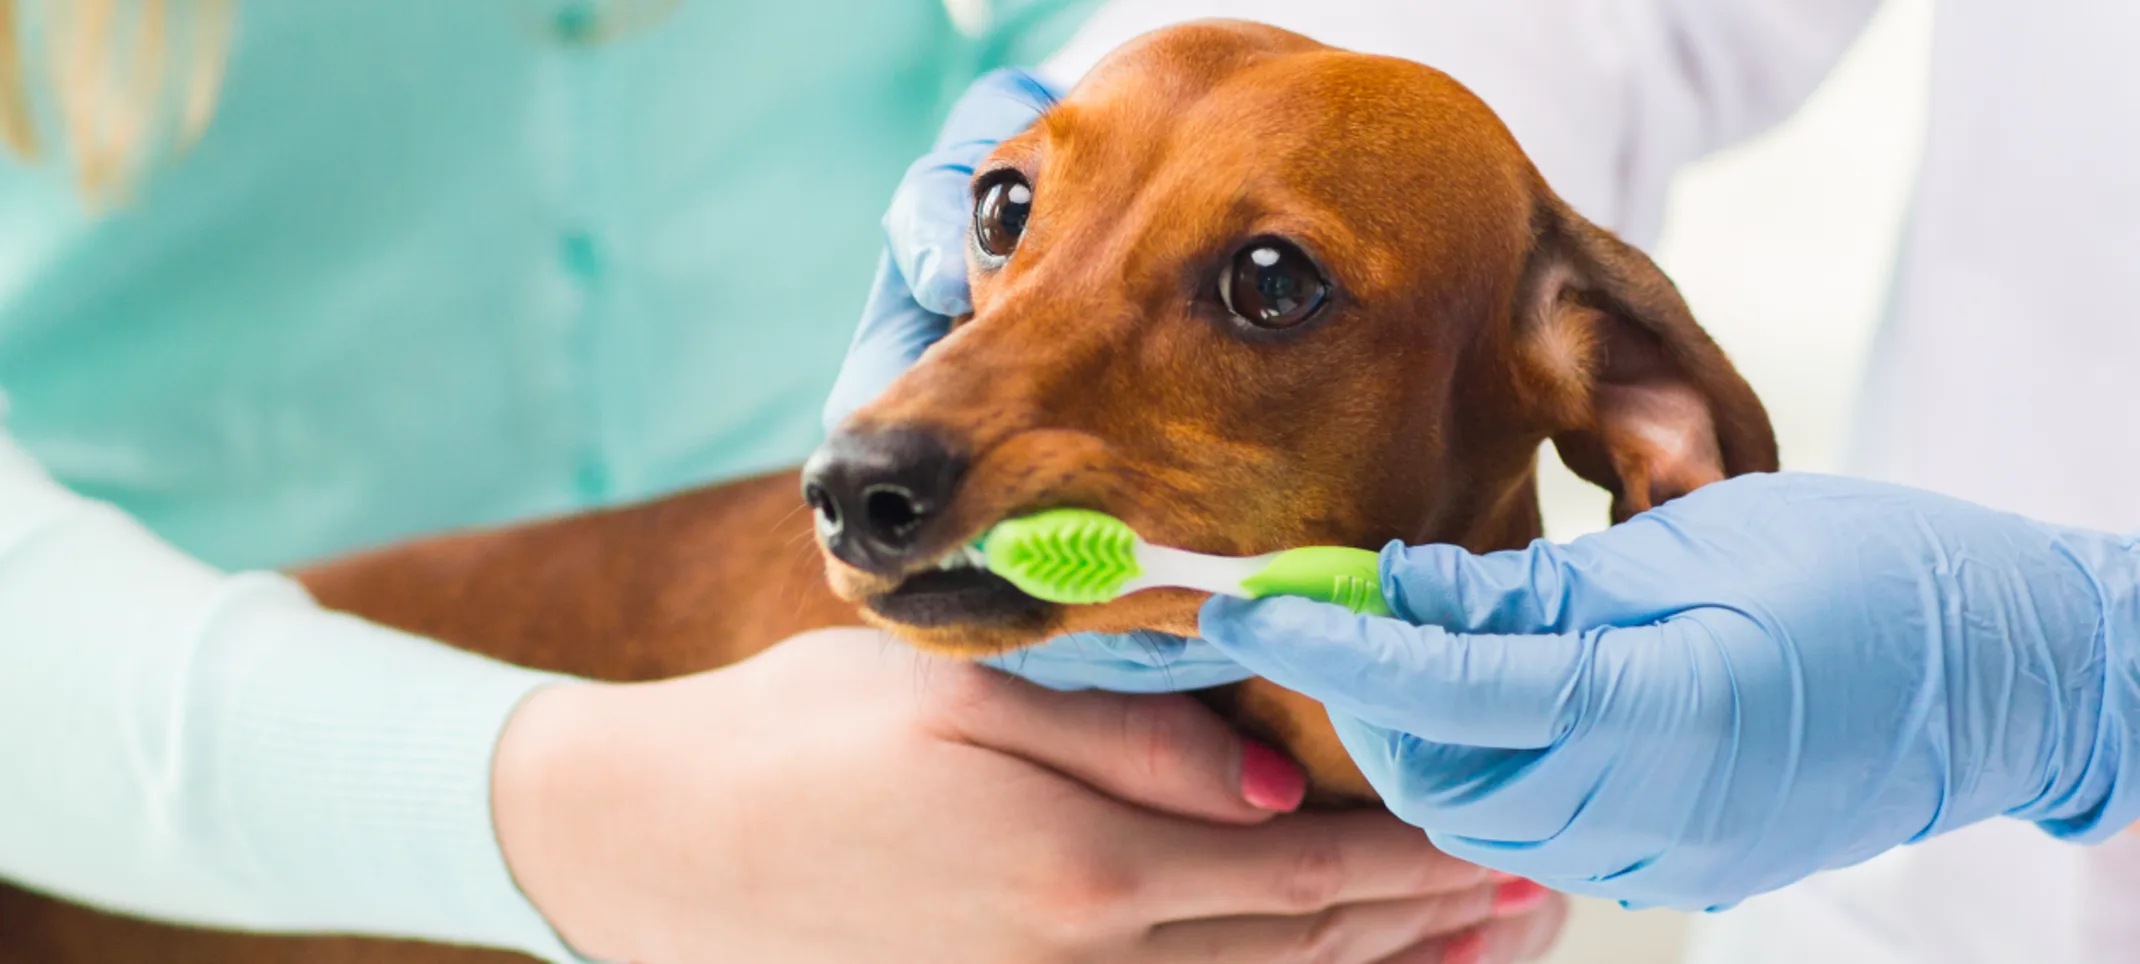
[[0, 418, 584, 961], [1041, 0, 1883, 246]]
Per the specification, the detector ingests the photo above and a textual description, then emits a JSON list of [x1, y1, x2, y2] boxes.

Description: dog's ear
[[1512, 195, 1778, 523]]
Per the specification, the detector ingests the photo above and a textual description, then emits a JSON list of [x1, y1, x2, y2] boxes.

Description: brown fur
[[0, 20, 1774, 963]]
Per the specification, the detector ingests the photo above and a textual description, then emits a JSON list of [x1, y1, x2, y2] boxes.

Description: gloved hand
[[1198, 472, 2140, 910], [822, 67, 1060, 431], [825, 68, 1250, 694], [980, 630, 1251, 693]]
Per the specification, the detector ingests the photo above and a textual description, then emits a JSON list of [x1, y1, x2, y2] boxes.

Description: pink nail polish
[[1492, 879, 1550, 915], [1442, 929, 1486, 964], [1238, 739, 1307, 812]]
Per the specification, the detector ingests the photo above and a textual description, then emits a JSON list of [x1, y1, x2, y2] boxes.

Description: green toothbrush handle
[[1238, 546, 1392, 617]]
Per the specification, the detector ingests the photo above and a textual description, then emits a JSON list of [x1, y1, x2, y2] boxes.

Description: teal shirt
[[0, 0, 1095, 570]]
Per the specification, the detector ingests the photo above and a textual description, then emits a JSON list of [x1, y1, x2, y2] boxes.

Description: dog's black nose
[[801, 427, 967, 575]]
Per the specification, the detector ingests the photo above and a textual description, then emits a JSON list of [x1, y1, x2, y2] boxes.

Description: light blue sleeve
[[0, 420, 590, 961]]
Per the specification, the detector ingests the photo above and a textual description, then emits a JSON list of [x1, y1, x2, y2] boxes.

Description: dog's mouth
[[863, 543, 1057, 631]]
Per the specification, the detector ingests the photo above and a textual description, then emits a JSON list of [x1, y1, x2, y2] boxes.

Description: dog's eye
[[973, 173, 1033, 261], [1221, 239, 1328, 329]]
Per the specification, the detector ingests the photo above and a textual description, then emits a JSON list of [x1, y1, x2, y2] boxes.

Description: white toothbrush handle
[[1118, 542, 1278, 597]]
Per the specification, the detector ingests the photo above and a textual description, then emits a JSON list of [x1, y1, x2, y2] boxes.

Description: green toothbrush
[[973, 508, 1391, 617]]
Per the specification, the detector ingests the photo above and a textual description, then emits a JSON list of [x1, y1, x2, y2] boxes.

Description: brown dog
[[799, 19, 1773, 796], [0, 19, 1774, 964]]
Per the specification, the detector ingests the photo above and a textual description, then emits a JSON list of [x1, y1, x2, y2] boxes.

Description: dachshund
[[0, 19, 1774, 964]]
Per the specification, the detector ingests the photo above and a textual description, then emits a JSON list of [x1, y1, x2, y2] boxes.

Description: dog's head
[[805, 21, 1775, 655]]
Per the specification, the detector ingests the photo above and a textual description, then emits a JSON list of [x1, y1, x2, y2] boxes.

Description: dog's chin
[[855, 565, 1065, 656], [821, 540, 1208, 658]]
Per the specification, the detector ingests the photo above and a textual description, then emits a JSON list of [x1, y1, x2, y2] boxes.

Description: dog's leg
[[300, 468, 860, 679]]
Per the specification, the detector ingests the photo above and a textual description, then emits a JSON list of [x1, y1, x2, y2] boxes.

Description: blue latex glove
[[1199, 472, 2140, 910], [821, 67, 1061, 431], [981, 631, 1252, 694], [824, 69, 1250, 694]]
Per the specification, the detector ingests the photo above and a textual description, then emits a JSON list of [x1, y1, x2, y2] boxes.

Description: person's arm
[[1196, 472, 2140, 910], [1039, 0, 1884, 245], [0, 410, 1566, 963], [0, 417, 582, 958]]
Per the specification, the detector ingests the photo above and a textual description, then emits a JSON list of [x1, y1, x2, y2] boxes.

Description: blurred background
[[1535, 0, 1931, 959]]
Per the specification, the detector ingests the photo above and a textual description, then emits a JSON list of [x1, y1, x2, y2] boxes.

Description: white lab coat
[[1050, 1, 2140, 961]]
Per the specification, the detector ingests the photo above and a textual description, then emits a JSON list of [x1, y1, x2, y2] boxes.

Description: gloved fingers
[[886, 68, 1060, 318], [1327, 716, 1573, 839], [1380, 538, 1666, 636], [821, 255, 953, 430], [1337, 708, 1708, 891], [826, 72, 1062, 432], [1199, 595, 1592, 749], [881, 152, 978, 318], [983, 630, 1254, 693], [929, 67, 1062, 152]]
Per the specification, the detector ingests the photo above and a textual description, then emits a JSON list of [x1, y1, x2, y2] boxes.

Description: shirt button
[[574, 457, 612, 504], [559, 230, 603, 283], [552, 1, 601, 44]]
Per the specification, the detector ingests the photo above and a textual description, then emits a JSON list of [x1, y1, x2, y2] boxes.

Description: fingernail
[[1488, 870, 1523, 884], [1238, 739, 1308, 812], [1442, 929, 1486, 964], [1493, 878, 1549, 915]]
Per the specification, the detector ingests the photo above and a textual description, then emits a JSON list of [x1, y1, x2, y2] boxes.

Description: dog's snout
[[801, 427, 967, 574]]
